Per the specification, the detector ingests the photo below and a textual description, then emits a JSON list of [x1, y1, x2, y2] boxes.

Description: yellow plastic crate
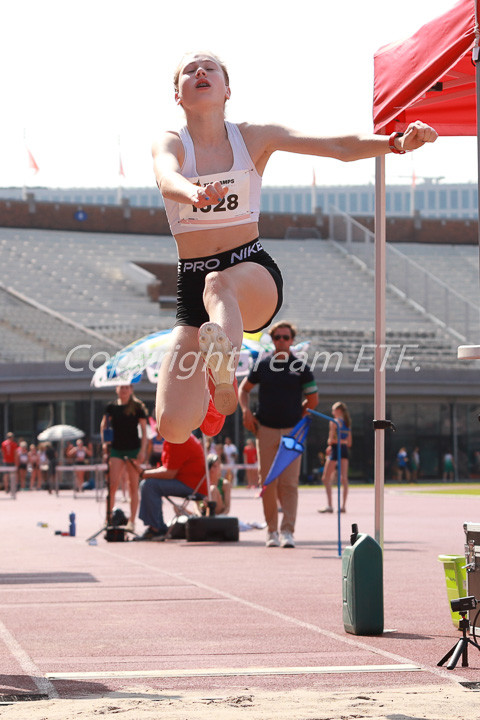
[[438, 555, 467, 628]]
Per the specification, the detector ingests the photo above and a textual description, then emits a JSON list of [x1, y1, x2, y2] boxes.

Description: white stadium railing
[[328, 205, 479, 343]]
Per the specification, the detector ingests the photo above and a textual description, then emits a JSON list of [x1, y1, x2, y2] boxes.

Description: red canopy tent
[[370, 0, 479, 548], [373, 0, 477, 136]]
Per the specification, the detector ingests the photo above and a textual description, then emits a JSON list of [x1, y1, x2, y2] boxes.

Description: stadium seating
[[392, 243, 480, 306], [0, 227, 473, 368]]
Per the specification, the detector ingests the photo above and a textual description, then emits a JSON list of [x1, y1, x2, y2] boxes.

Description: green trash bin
[[438, 555, 467, 628]]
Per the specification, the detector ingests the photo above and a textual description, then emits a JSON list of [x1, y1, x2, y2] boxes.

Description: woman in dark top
[[100, 385, 148, 531], [318, 402, 352, 514]]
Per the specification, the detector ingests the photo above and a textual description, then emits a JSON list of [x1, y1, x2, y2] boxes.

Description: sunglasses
[[273, 334, 292, 341]]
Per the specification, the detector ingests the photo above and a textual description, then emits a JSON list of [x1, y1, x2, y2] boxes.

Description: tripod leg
[[447, 638, 467, 670], [85, 525, 108, 543], [437, 644, 456, 667], [465, 638, 479, 666]]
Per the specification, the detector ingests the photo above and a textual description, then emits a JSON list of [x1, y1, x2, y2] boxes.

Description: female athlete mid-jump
[[152, 50, 438, 444]]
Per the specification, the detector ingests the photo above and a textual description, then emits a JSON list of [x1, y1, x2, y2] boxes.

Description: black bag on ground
[[168, 514, 189, 539], [105, 527, 127, 542], [186, 516, 239, 542]]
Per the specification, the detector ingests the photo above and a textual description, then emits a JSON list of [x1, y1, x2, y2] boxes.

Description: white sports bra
[[163, 121, 262, 235]]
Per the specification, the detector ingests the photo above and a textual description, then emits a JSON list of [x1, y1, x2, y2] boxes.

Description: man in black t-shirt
[[239, 321, 318, 549]]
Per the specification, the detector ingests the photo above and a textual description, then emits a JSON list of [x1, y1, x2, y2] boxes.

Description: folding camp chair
[[164, 473, 207, 539]]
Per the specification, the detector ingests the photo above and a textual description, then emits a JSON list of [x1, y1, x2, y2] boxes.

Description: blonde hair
[[173, 51, 230, 91], [333, 401, 351, 428]]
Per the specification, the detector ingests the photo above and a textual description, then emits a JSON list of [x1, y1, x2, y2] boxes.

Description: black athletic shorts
[[175, 238, 283, 333], [329, 443, 350, 461]]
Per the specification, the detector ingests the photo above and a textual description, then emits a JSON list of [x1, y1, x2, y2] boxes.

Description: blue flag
[[260, 416, 311, 496]]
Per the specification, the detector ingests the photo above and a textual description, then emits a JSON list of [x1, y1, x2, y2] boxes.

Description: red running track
[[0, 483, 478, 699]]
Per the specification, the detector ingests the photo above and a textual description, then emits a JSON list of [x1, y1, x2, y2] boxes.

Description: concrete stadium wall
[[0, 197, 477, 243], [0, 197, 316, 240], [351, 215, 479, 245]]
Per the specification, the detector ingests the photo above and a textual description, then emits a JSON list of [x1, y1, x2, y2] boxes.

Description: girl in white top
[[67, 439, 92, 493], [15, 441, 29, 491], [152, 50, 438, 445], [28, 443, 41, 490]]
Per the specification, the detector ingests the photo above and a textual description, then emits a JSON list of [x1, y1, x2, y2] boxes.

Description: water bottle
[[69, 512, 76, 537], [103, 417, 114, 444]]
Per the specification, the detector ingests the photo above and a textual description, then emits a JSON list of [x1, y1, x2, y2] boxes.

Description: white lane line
[[0, 620, 59, 698], [90, 548, 471, 685], [46, 664, 422, 680]]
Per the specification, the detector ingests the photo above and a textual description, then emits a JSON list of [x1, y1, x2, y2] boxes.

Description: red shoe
[[199, 375, 238, 437], [198, 322, 238, 416], [200, 394, 226, 437]]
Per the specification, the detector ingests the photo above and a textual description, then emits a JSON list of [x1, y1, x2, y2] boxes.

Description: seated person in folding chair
[[136, 432, 207, 541], [206, 453, 231, 516]]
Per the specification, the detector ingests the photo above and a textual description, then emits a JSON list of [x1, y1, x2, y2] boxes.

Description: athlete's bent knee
[[203, 270, 232, 301], [157, 418, 191, 445], [156, 407, 200, 445]]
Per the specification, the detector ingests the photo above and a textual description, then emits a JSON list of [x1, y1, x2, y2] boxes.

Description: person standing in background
[[396, 447, 410, 483], [15, 441, 29, 491], [100, 385, 148, 532], [443, 452, 455, 481], [28, 444, 41, 490], [44, 442, 57, 494], [2, 432, 18, 493], [67, 438, 92, 493], [239, 321, 318, 548], [318, 402, 352, 514], [243, 438, 258, 489], [411, 447, 420, 483], [222, 436, 238, 485]]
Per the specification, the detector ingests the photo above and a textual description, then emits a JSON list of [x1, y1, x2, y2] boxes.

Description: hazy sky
[[2, 0, 476, 190]]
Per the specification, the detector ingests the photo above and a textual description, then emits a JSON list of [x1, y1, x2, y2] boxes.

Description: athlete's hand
[[400, 121, 438, 152], [190, 181, 229, 208]]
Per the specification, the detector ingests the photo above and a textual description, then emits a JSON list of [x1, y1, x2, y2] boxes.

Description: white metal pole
[[202, 433, 212, 501], [22, 128, 27, 201], [374, 154, 387, 550], [458, 11, 480, 357]]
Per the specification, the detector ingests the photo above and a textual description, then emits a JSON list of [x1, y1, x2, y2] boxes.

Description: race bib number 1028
[[179, 169, 251, 226]]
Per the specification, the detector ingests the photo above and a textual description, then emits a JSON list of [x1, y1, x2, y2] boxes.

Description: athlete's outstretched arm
[[249, 120, 438, 163]]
